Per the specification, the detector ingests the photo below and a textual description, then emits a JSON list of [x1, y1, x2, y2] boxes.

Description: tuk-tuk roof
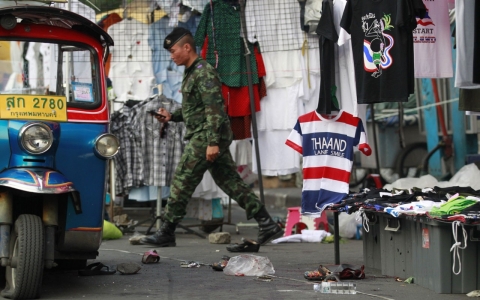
[[0, 5, 114, 46]]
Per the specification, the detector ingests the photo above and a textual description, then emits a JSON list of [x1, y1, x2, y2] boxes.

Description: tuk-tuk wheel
[[1, 214, 44, 300]]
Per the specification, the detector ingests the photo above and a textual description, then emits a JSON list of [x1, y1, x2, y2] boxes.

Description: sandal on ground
[[78, 262, 116, 276], [304, 270, 326, 281], [303, 265, 331, 281], [226, 238, 260, 253], [211, 255, 230, 271], [142, 249, 160, 264]]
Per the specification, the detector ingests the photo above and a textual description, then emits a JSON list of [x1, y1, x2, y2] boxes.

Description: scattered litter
[[113, 214, 138, 234], [129, 232, 147, 245], [223, 254, 275, 276], [226, 238, 260, 252], [404, 277, 414, 284], [467, 290, 480, 297], [142, 249, 160, 264], [314, 282, 356, 294], [322, 235, 347, 244], [211, 256, 230, 271], [180, 260, 209, 268], [102, 220, 123, 240], [78, 262, 116, 276], [181, 262, 200, 268], [255, 275, 273, 282]]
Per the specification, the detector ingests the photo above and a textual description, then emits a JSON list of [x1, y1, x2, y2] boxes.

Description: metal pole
[[64, 0, 72, 103], [334, 211, 340, 264], [156, 187, 162, 229], [370, 104, 381, 175], [239, 0, 264, 204]]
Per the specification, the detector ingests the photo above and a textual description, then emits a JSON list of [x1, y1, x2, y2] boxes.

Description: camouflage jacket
[[171, 57, 231, 146]]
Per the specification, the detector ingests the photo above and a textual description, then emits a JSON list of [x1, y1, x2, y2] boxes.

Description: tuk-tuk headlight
[[19, 123, 53, 154], [95, 134, 119, 158]]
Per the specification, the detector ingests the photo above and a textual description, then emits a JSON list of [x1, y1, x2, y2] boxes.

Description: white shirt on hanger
[[5, 42, 24, 91], [454, 0, 480, 88], [25, 43, 42, 88], [253, 130, 301, 176], [108, 18, 155, 106]]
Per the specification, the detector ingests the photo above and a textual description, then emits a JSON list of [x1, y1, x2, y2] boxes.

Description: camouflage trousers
[[163, 132, 263, 223]]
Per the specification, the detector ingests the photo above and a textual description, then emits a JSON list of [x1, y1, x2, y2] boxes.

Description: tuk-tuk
[[0, 3, 118, 299]]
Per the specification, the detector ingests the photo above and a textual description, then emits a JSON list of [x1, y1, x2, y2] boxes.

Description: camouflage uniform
[[164, 57, 262, 223]]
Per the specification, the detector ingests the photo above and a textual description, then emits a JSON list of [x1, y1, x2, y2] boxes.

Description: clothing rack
[[142, 187, 207, 239]]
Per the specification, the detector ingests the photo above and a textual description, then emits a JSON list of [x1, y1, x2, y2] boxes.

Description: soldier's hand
[[156, 108, 171, 123], [206, 145, 220, 162]]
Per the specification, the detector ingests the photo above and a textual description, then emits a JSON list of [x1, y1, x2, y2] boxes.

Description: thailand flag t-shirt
[[285, 110, 371, 215]]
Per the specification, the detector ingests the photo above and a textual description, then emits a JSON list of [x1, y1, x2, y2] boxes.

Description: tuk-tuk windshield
[[0, 40, 100, 109]]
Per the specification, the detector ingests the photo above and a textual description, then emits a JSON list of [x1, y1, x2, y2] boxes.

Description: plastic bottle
[[313, 282, 357, 294]]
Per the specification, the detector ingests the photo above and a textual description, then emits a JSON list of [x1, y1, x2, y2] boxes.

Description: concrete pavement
[[39, 195, 467, 300]]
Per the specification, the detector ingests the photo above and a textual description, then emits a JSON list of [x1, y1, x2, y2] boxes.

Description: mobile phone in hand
[[148, 110, 166, 118]]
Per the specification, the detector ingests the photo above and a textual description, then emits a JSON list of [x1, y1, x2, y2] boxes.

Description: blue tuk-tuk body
[[0, 4, 118, 299]]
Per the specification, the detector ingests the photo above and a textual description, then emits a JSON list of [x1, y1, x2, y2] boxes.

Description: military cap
[[164, 27, 192, 50]]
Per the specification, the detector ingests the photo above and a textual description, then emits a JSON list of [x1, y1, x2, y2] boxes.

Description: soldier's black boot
[[253, 206, 284, 245], [140, 221, 177, 247]]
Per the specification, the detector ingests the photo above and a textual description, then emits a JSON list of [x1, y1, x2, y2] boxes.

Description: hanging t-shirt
[[285, 110, 371, 215], [316, 0, 339, 114], [413, 0, 453, 78], [339, 0, 419, 104], [108, 19, 155, 107]]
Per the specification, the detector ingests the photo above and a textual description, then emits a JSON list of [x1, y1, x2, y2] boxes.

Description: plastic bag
[[102, 220, 123, 240], [338, 213, 361, 239], [445, 163, 480, 190], [223, 254, 275, 276]]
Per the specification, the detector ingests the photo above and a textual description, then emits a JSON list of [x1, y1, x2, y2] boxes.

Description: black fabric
[[316, 0, 338, 114], [432, 186, 480, 197], [412, 0, 427, 19], [459, 88, 480, 112], [460, 202, 480, 215], [298, 0, 309, 33], [403, 0, 424, 94], [125, 99, 142, 108], [473, 0, 480, 84], [164, 27, 191, 50], [340, 0, 417, 104]]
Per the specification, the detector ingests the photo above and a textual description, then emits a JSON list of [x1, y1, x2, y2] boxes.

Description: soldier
[[141, 27, 284, 247]]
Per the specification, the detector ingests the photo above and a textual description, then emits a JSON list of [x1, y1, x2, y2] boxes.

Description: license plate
[[0, 95, 67, 122]]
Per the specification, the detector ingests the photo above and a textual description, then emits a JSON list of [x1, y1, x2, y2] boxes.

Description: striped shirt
[[286, 110, 371, 215]]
